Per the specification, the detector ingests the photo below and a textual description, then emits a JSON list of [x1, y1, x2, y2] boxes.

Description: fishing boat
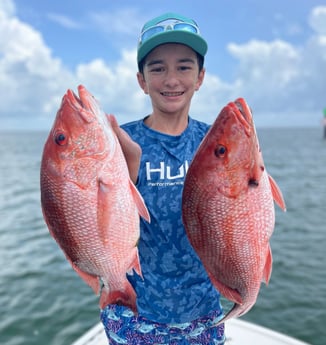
[[71, 318, 311, 345]]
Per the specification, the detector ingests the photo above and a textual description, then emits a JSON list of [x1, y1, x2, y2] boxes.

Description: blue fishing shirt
[[121, 117, 222, 324]]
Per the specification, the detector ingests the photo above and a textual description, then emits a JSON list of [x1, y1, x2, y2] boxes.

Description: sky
[[1, 0, 326, 130]]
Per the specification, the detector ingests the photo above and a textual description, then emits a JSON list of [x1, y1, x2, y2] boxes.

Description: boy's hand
[[106, 114, 141, 184]]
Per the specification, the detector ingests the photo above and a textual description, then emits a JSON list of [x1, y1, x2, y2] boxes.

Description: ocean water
[[0, 128, 325, 345]]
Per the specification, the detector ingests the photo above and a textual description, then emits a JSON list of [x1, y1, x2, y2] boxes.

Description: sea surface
[[0, 128, 325, 345]]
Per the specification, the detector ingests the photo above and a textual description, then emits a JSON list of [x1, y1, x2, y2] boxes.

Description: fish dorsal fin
[[268, 174, 286, 211], [129, 180, 151, 223]]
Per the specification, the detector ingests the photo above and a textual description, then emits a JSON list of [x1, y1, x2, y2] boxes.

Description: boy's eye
[[179, 65, 192, 71], [150, 66, 165, 73]]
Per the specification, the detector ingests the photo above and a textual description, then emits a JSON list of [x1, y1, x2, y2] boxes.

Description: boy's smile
[[161, 91, 184, 97]]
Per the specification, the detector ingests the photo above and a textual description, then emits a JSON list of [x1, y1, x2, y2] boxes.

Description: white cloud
[[272, 12, 303, 38], [47, 13, 82, 29], [0, 2, 150, 129], [309, 6, 326, 35], [75, 51, 150, 124], [0, 2, 75, 129], [0, 2, 326, 130], [191, 73, 234, 123], [226, 39, 301, 111], [89, 8, 145, 36], [194, 4, 326, 127], [0, 0, 15, 17]]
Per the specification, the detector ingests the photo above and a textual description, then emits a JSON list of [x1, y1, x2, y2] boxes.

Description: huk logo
[[145, 161, 189, 185]]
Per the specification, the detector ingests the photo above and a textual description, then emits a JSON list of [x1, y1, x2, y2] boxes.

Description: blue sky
[[1, 0, 326, 130]]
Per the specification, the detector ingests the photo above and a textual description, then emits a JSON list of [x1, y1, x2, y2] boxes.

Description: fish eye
[[54, 132, 67, 146], [214, 145, 227, 157]]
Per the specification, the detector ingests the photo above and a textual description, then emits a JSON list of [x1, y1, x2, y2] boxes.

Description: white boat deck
[[71, 318, 311, 345]]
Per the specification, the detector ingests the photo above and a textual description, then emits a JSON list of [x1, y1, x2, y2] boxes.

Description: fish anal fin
[[71, 261, 100, 294], [268, 174, 286, 211], [97, 172, 150, 225], [208, 271, 243, 305]]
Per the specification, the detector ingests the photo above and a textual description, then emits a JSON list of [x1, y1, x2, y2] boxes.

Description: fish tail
[[99, 283, 137, 313]]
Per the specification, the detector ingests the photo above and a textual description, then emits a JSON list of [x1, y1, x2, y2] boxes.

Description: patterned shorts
[[100, 305, 225, 345]]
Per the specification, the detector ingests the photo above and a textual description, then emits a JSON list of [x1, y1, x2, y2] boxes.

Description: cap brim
[[137, 30, 208, 64]]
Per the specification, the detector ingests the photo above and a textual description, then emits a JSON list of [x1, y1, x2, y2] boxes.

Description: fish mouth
[[234, 98, 264, 185], [67, 89, 85, 108], [66, 87, 95, 123], [233, 98, 253, 136]]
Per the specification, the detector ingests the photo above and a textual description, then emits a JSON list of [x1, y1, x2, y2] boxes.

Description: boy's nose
[[164, 70, 179, 87]]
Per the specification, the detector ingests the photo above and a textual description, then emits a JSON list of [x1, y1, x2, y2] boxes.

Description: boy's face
[[137, 43, 205, 117]]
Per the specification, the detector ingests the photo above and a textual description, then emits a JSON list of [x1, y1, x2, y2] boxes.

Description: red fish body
[[40, 85, 150, 312], [182, 98, 286, 325]]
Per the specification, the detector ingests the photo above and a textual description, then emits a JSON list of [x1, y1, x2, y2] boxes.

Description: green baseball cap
[[137, 12, 208, 65]]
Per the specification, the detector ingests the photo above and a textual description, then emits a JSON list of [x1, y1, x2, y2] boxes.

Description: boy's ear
[[137, 72, 149, 94], [195, 67, 205, 91]]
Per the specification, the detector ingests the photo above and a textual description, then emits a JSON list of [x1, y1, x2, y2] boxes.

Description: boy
[[101, 13, 225, 344]]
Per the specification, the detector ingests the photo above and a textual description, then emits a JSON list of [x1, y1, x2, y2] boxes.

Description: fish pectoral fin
[[268, 174, 286, 211], [97, 177, 115, 244], [129, 180, 151, 223], [262, 245, 273, 285], [222, 287, 243, 305], [208, 272, 243, 305]]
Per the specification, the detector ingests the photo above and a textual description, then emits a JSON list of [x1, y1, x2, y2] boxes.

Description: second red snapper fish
[[40, 85, 150, 312], [182, 98, 286, 325]]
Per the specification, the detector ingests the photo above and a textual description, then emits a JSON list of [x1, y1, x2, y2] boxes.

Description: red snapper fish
[[40, 85, 150, 312], [182, 98, 286, 325]]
